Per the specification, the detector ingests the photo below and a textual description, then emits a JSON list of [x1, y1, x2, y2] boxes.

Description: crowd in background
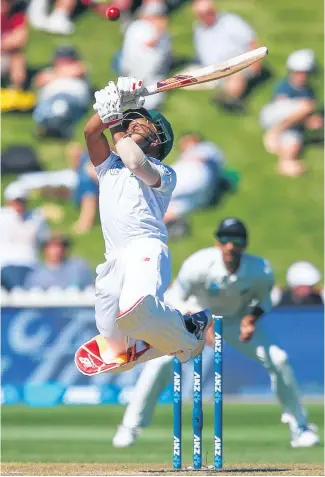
[[1, 0, 323, 303]]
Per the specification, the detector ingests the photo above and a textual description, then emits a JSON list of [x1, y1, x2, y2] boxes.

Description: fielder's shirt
[[166, 247, 274, 319]]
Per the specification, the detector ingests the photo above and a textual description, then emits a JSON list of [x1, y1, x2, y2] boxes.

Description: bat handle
[[141, 85, 156, 97]]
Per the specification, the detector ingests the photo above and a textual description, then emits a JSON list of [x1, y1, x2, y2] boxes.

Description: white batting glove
[[117, 76, 145, 110], [93, 81, 123, 127]]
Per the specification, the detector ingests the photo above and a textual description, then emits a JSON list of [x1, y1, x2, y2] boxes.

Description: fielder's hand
[[93, 81, 123, 127], [240, 315, 256, 342], [117, 76, 145, 110]]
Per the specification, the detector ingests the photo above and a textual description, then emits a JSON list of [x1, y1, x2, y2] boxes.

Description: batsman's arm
[[84, 113, 111, 167], [109, 127, 161, 187]]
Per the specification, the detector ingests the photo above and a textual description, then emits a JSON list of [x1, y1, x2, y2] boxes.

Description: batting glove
[[93, 81, 123, 127], [117, 76, 145, 110]]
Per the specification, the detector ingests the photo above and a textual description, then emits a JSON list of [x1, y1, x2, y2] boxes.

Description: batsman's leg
[[117, 239, 210, 362], [75, 257, 130, 376]]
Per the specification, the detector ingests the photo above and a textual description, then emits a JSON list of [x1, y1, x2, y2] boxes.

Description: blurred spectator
[[192, 0, 262, 112], [0, 184, 50, 291], [4, 143, 99, 234], [119, 2, 172, 110], [164, 132, 225, 230], [33, 45, 90, 139], [68, 143, 99, 234], [28, 0, 77, 35], [1, 144, 42, 175], [260, 49, 323, 177], [1, 0, 28, 89], [25, 233, 94, 290], [279, 261, 323, 306]]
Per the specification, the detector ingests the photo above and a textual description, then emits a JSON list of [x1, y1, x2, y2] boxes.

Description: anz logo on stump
[[193, 434, 201, 455]]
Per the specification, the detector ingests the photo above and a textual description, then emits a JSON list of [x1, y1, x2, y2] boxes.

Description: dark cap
[[52, 45, 80, 63], [42, 233, 72, 249], [214, 217, 248, 241]]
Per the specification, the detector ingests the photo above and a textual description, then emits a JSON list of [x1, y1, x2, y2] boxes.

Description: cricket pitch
[[2, 463, 324, 476]]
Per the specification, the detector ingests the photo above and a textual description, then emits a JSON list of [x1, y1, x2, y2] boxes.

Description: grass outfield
[[2, 404, 324, 469], [1, 0, 324, 283]]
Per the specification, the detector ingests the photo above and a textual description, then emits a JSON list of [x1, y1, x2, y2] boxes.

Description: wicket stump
[[173, 316, 223, 471]]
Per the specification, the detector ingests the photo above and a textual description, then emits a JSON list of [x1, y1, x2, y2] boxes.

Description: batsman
[[75, 77, 212, 375], [113, 218, 320, 449]]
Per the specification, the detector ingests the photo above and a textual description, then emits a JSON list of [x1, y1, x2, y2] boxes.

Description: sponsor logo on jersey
[[162, 166, 173, 175], [207, 281, 220, 296], [108, 155, 125, 174]]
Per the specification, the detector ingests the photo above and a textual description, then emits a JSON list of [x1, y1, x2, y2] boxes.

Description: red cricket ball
[[106, 6, 120, 21]]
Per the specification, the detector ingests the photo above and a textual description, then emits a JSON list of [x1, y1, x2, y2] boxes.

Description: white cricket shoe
[[291, 426, 320, 448], [112, 425, 140, 448], [281, 413, 320, 447], [46, 10, 75, 35]]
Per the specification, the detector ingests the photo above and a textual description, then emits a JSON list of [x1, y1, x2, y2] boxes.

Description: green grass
[[2, 0, 324, 283], [1, 404, 323, 464]]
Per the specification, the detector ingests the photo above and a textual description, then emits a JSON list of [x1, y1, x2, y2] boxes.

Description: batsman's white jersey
[[116, 247, 310, 440], [95, 152, 175, 254]]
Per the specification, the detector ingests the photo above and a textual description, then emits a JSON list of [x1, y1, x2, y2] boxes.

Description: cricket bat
[[142, 46, 268, 96]]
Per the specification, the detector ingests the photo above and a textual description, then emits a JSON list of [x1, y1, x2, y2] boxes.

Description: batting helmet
[[122, 108, 174, 161], [147, 109, 174, 160]]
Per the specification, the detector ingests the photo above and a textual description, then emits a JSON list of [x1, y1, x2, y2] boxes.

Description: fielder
[[75, 76, 212, 376], [113, 218, 320, 448]]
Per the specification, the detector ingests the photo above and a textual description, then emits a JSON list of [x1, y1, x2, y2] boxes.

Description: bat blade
[[143, 46, 268, 96]]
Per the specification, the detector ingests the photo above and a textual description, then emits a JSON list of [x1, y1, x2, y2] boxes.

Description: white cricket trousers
[[95, 238, 197, 357], [121, 317, 308, 431]]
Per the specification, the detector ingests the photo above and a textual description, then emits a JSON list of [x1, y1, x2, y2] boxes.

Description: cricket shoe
[[75, 335, 132, 376], [290, 426, 320, 448], [112, 425, 141, 448], [184, 309, 213, 358], [281, 413, 320, 447], [75, 335, 164, 375]]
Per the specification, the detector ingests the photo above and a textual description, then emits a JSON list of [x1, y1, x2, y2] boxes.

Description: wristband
[[251, 306, 264, 319]]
